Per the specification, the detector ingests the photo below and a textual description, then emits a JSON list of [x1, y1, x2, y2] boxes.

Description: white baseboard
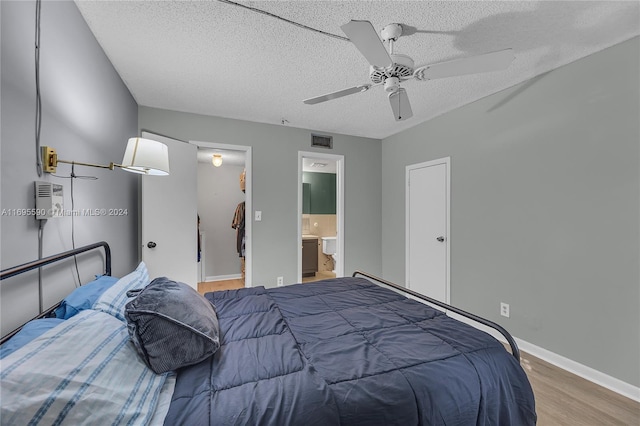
[[446, 311, 640, 403], [515, 338, 640, 403], [204, 274, 242, 282]]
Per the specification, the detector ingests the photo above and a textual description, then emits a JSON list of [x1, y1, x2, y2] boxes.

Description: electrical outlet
[[277, 276, 284, 287], [500, 302, 510, 318]]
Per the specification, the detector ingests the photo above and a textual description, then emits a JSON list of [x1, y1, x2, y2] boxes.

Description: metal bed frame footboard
[[0, 241, 112, 345], [352, 270, 521, 363]]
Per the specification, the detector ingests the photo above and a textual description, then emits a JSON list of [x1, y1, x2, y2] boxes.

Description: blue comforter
[[164, 278, 536, 425]]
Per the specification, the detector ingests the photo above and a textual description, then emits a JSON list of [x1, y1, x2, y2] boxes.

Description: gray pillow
[[124, 277, 220, 374]]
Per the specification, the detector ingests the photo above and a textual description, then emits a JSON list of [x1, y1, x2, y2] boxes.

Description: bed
[[1, 242, 536, 425]]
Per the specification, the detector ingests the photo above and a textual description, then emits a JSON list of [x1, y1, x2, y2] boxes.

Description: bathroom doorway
[[194, 141, 252, 289], [297, 151, 344, 283]]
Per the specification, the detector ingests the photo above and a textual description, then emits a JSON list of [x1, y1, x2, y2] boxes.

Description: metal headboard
[[0, 241, 112, 344], [352, 270, 521, 363]]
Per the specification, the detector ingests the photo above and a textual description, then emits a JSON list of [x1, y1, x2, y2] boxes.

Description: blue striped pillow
[[0, 310, 167, 425], [93, 262, 150, 321]]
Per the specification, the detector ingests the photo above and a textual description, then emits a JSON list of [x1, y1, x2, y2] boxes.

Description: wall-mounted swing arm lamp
[[41, 137, 170, 176]]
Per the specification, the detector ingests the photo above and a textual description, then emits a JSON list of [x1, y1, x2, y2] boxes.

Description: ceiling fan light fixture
[[384, 77, 401, 92], [212, 154, 223, 167]]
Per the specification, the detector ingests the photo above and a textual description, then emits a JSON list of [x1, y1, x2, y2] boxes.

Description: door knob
[[436, 236, 445, 242], [147, 241, 157, 248]]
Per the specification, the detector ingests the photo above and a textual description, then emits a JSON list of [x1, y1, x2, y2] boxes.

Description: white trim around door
[[298, 151, 345, 283], [192, 140, 253, 287]]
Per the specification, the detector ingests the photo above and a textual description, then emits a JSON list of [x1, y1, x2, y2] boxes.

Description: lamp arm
[[55, 158, 147, 175], [41, 141, 168, 176], [55, 158, 116, 170]]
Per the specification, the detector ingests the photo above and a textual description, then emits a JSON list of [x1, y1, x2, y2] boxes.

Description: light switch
[[255, 210, 262, 221]]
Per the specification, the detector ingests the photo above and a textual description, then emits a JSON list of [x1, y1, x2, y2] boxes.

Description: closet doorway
[[194, 141, 252, 289], [297, 151, 344, 283]]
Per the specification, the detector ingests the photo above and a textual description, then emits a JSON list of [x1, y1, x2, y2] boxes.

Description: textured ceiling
[[74, 1, 639, 139]]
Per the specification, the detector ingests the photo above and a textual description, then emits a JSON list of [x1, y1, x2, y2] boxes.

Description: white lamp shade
[[121, 137, 170, 175], [212, 154, 223, 167]]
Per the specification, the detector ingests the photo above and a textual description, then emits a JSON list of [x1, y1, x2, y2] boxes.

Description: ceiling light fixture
[[212, 154, 223, 167], [41, 137, 170, 176]]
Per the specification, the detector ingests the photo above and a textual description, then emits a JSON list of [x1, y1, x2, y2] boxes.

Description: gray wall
[[381, 37, 639, 387], [1, 1, 139, 335], [197, 162, 245, 278], [139, 107, 382, 287]]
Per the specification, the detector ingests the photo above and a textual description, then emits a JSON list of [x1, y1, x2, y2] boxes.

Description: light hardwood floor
[[520, 350, 639, 425], [199, 279, 639, 425], [302, 271, 336, 283], [198, 279, 244, 293]]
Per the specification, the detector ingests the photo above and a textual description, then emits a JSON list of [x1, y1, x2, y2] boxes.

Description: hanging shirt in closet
[[231, 202, 245, 258]]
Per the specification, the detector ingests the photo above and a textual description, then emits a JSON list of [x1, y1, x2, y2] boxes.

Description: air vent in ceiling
[[311, 134, 333, 149]]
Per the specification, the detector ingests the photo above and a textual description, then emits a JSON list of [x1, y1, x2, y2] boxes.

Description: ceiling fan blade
[[303, 84, 371, 105], [388, 88, 413, 121], [414, 49, 514, 81], [341, 20, 393, 67]]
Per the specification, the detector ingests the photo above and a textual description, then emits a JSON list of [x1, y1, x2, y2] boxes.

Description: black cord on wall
[[35, 0, 44, 310], [51, 166, 97, 287], [35, 0, 43, 177], [37, 219, 44, 312], [70, 164, 82, 287]]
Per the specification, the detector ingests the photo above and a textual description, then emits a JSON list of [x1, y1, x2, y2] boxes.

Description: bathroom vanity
[[302, 235, 318, 277]]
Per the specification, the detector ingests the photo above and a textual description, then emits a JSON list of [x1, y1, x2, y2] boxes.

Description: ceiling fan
[[303, 20, 515, 121]]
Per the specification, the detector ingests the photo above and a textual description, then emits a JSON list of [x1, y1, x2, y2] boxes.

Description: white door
[[406, 158, 450, 303], [141, 132, 198, 289]]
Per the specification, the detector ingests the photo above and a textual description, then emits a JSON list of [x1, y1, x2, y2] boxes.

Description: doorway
[[193, 141, 252, 287], [139, 132, 252, 289], [141, 131, 198, 288], [406, 157, 450, 303], [298, 151, 344, 283]]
